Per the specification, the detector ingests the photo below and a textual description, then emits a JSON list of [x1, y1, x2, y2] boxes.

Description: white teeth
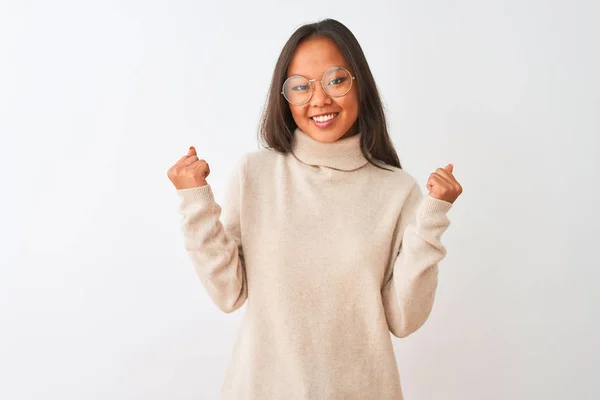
[[312, 113, 337, 123]]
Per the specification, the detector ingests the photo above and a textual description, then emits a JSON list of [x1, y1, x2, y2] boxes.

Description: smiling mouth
[[310, 113, 339, 123]]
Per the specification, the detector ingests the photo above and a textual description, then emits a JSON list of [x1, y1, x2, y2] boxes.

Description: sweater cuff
[[177, 184, 214, 205], [418, 195, 453, 218]]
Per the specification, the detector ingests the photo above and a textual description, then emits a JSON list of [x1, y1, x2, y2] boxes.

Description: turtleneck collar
[[291, 128, 369, 171]]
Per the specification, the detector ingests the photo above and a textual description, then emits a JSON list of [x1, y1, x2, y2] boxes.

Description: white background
[[1, 0, 598, 399]]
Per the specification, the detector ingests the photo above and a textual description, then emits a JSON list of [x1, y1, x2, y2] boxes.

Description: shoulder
[[243, 148, 283, 165], [368, 159, 419, 192], [233, 148, 285, 179]]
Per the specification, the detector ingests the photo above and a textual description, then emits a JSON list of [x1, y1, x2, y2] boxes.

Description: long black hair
[[259, 18, 401, 170]]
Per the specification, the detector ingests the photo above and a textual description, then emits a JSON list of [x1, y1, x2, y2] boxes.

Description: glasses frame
[[281, 66, 356, 106]]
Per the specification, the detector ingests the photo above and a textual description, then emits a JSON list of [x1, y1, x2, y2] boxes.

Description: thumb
[[444, 163, 454, 173], [188, 146, 196, 156]]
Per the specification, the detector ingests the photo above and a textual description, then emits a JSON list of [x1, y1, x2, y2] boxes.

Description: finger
[[191, 160, 210, 177], [428, 173, 450, 186], [434, 169, 455, 185], [188, 146, 197, 157], [191, 160, 208, 170], [174, 150, 197, 167], [436, 168, 462, 193], [180, 156, 200, 167], [427, 173, 449, 190], [428, 175, 454, 200], [444, 164, 454, 173]]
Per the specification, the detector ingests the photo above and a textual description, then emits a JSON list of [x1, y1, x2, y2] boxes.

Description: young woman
[[168, 18, 462, 400]]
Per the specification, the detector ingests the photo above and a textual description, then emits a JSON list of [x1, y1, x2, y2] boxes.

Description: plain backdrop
[[1, 0, 598, 399]]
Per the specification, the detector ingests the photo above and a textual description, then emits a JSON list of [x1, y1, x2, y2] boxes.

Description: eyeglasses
[[282, 66, 356, 106]]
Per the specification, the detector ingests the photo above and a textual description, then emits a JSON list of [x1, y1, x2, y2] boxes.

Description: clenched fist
[[167, 146, 211, 190], [427, 164, 463, 204]]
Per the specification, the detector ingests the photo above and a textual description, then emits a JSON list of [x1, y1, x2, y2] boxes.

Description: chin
[[303, 121, 355, 143], [305, 129, 346, 143]]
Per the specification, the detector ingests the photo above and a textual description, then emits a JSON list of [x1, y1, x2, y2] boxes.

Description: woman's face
[[286, 37, 359, 143]]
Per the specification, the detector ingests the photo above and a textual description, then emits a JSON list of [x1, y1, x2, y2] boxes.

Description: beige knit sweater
[[176, 128, 453, 399]]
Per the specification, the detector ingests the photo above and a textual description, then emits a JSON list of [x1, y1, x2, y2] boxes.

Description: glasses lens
[[322, 67, 352, 97], [283, 76, 312, 105]]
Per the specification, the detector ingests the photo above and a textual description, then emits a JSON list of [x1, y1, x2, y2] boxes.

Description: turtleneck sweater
[[176, 128, 453, 400]]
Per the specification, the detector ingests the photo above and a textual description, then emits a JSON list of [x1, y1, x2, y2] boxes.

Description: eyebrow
[[287, 65, 351, 79]]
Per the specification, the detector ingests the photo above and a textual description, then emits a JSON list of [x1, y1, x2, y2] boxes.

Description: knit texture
[[176, 128, 453, 399]]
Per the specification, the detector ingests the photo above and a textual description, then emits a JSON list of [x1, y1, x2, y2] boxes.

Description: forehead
[[287, 36, 350, 78]]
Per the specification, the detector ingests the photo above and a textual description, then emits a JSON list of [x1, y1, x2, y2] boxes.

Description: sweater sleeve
[[176, 156, 248, 313], [381, 181, 453, 338]]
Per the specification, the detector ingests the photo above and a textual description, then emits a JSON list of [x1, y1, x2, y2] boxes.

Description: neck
[[291, 128, 369, 171]]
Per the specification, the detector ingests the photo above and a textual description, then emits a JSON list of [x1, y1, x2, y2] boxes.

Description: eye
[[292, 85, 310, 92], [327, 77, 346, 86]]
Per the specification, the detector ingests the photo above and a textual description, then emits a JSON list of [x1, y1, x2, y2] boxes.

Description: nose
[[310, 81, 332, 107]]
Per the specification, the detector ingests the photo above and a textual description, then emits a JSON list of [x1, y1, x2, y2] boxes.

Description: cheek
[[348, 88, 360, 115], [290, 104, 310, 121], [337, 93, 359, 119]]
